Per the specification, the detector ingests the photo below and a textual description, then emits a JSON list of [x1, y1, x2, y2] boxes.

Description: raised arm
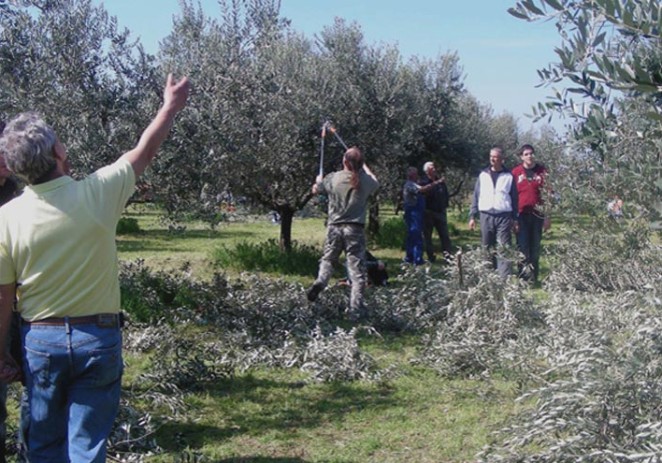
[[363, 163, 378, 182], [120, 74, 190, 178]]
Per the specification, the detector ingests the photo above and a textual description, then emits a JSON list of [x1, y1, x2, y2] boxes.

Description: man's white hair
[[423, 161, 435, 172]]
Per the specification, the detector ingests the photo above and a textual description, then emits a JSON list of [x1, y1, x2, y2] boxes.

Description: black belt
[[24, 313, 123, 328]]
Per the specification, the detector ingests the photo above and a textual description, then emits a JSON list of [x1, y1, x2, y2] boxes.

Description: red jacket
[[511, 163, 547, 214]]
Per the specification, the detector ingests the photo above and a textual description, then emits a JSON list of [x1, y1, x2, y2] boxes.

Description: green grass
[[116, 204, 568, 286], [0, 204, 571, 463], [112, 204, 536, 462], [6, 205, 653, 462], [211, 239, 321, 276], [117, 204, 328, 281], [137, 340, 521, 463]]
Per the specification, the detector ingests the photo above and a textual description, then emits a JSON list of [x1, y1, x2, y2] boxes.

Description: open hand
[[164, 74, 190, 114]]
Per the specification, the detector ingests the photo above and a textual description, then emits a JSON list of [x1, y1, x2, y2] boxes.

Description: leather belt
[[24, 313, 122, 328]]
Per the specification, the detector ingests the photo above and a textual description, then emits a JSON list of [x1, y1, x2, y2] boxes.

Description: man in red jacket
[[511, 144, 550, 283]]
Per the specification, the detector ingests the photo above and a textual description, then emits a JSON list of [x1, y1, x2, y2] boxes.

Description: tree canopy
[[0, 0, 556, 247], [510, 0, 662, 228]]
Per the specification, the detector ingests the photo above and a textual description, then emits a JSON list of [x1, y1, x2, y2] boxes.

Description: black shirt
[[419, 175, 449, 213]]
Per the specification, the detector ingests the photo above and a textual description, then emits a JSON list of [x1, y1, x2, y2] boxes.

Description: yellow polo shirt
[[0, 159, 135, 321]]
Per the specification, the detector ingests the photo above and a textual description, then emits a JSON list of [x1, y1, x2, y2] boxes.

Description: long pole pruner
[[326, 122, 349, 151], [319, 122, 327, 177], [319, 121, 349, 177]]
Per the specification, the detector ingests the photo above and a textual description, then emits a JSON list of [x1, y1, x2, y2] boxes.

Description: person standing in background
[[420, 161, 452, 262], [468, 146, 519, 278], [511, 144, 550, 283]]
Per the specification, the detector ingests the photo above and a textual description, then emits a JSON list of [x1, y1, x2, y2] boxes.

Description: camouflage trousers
[[314, 223, 367, 317]]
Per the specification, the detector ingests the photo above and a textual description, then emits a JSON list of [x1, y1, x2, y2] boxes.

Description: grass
[[111, 205, 567, 462], [117, 204, 328, 281], [3, 204, 567, 462], [138, 346, 521, 463], [117, 203, 563, 284]]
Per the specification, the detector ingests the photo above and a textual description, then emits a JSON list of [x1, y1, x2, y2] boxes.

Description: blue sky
[[99, 0, 562, 131]]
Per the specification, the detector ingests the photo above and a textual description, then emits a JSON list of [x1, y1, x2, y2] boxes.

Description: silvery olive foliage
[[509, 0, 662, 227], [412, 250, 544, 380], [479, 290, 662, 462], [119, 259, 385, 377], [545, 219, 661, 293], [477, 229, 662, 461], [110, 262, 390, 460], [0, 0, 159, 174], [107, 397, 163, 462]]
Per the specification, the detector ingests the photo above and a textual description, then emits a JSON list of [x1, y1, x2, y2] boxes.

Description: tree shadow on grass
[[215, 457, 340, 463], [215, 458, 307, 463], [117, 228, 261, 249], [155, 374, 397, 454]]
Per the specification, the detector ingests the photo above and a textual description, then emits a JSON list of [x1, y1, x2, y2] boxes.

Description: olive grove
[[8, 1, 662, 462]]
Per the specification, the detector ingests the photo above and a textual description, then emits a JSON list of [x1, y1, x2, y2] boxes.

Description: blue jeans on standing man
[[404, 203, 425, 265], [21, 320, 122, 463]]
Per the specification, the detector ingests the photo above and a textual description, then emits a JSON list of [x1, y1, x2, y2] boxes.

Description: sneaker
[[307, 282, 324, 302]]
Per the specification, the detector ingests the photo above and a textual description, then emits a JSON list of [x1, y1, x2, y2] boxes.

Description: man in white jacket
[[468, 146, 519, 278]]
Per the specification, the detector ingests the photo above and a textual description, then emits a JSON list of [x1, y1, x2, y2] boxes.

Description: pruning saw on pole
[[326, 122, 348, 150], [318, 122, 326, 177]]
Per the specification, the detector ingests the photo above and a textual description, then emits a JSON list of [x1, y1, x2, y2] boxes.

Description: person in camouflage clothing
[[307, 147, 379, 321]]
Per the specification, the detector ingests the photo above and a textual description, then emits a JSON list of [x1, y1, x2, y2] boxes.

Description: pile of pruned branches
[[478, 225, 662, 462], [109, 223, 662, 461]]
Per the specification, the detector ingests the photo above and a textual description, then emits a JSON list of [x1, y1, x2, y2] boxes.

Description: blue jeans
[[21, 321, 122, 463], [404, 205, 424, 265]]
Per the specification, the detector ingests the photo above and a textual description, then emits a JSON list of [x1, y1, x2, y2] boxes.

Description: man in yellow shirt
[[0, 74, 189, 463], [0, 134, 19, 463]]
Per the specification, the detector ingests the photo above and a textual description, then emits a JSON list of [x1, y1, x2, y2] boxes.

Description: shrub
[[119, 260, 229, 323], [300, 325, 379, 382], [412, 249, 544, 379], [120, 264, 380, 384], [211, 239, 320, 276], [545, 219, 661, 293], [367, 264, 450, 333], [116, 217, 141, 234], [478, 291, 662, 462], [373, 216, 406, 249], [475, 224, 662, 462]]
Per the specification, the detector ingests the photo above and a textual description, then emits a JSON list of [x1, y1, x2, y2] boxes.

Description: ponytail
[[343, 147, 364, 190]]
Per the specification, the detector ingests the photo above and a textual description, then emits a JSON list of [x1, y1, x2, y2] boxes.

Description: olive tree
[[0, 0, 158, 174], [318, 19, 473, 233], [509, 0, 662, 225], [156, 0, 341, 249]]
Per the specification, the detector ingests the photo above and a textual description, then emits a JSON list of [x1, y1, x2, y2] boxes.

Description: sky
[[99, 0, 563, 132]]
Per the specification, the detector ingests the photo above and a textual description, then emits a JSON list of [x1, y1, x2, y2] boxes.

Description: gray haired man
[[468, 146, 519, 278], [0, 74, 189, 462]]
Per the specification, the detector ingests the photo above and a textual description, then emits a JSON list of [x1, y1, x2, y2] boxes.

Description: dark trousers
[[517, 212, 544, 282], [479, 212, 513, 278], [423, 210, 452, 260]]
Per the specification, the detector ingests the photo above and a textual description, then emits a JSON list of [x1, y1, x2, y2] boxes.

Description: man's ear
[[53, 140, 66, 161]]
